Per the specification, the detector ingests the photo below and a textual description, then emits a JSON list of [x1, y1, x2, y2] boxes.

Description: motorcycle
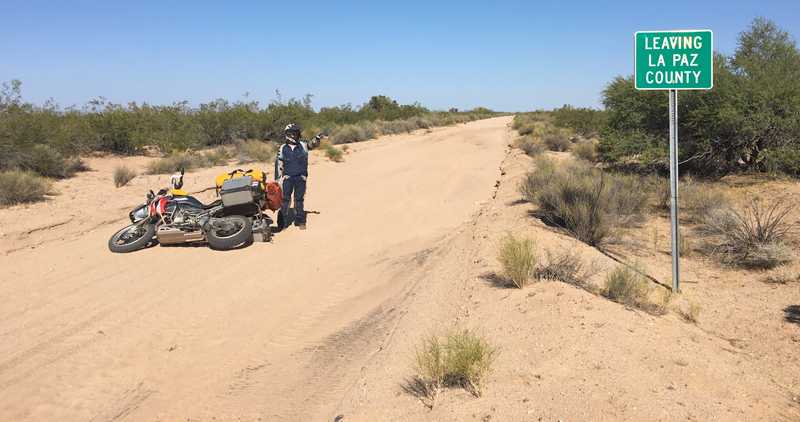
[[108, 169, 271, 253]]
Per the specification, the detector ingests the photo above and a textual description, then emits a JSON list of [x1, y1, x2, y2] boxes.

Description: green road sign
[[635, 30, 713, 90]]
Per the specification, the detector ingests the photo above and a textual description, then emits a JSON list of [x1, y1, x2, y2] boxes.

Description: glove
[[314, 133, 324, 141]]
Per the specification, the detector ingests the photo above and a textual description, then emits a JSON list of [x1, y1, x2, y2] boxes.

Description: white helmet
[[285, 123, 301, 143]]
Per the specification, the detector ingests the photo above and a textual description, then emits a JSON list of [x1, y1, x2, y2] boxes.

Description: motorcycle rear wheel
[[206, 215, 252, 250], [108, 223, 155, 253]]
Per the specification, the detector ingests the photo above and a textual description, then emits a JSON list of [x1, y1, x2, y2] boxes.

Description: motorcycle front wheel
[[108, 223, 155, 253], [206, 215, 252, 250]]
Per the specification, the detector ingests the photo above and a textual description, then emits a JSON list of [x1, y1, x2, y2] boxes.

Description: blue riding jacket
[[275, 138, 319, 181]]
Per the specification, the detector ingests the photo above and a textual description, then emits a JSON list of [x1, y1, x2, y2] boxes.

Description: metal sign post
[[634, 30, 713, 293], [669, 89, 680, 292]]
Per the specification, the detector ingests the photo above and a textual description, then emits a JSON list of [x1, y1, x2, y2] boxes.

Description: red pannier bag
[[264, 181, 283, 211]]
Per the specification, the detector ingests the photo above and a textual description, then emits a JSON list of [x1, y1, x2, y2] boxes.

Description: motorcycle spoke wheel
[[206, 215, 252, 250], [108, 224, 155, 253]]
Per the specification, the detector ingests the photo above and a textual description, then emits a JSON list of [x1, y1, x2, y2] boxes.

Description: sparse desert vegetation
[[410, 329, 499, 407]]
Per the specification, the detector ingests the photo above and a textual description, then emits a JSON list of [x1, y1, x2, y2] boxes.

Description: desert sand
[[1, 116, 799, 421]]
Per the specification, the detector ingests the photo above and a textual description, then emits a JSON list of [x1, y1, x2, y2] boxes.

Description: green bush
[[113, 164, 136, 188], [552, 104, 610, 138], [521, 158, 650, 246], [324, 145, 344, 162], [0, 169, 53, 206], [496, 233, 537, 288]]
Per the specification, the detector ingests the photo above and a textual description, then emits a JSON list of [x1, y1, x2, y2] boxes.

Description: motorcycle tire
[[206, 215, 252, 250], [108, 223, 155, 253]]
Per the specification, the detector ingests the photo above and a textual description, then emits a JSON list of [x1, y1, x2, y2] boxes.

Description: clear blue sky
[[2, 0, 799, 112]]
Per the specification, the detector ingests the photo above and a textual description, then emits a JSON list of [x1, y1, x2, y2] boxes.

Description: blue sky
[[2, 0, 799, 112]]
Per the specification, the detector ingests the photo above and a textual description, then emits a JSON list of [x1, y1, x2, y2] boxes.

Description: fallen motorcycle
[[108, 169, 271, 253]]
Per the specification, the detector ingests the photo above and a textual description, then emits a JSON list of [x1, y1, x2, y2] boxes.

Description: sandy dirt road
[[0, 117, 514, 421]]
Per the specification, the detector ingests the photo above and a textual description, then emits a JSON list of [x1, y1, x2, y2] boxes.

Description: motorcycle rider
[[275, 123, 322, 230]]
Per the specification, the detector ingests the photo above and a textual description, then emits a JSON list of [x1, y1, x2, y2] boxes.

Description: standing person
[[275, 123, 322, 230]]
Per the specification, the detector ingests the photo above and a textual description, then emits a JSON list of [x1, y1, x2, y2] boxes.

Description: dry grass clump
[[411, 333, 445, 406], [656, 288, 675, 315], [681, 294, 702, 323], [324, 145, 344, 162], [603, 262, 653, 309], [411, 329, 499, 406], [113, 164, 136, 187], [521, 157, 650, 246], [534, 247, 597, 288], [330, 123, 377, 144], [705, 198, 796, 269], [146, 150, 200, 174], [495, 233, 537, 288], [762, 265, 798, 284], [512, 113, 552, 136], [656, 176, 729, 223], [542, 131, 571, 152], [378, 119, 418, 134], [199, 147, 232, 167], [515, 134, 546, 157], [0, 169, 53, 206], [572, 139, 598, 162]]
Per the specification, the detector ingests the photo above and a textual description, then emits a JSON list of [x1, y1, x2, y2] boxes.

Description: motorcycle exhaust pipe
[[155, 227, 205, 244]]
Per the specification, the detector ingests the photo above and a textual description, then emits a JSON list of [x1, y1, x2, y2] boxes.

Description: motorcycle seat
[[203, 199, 223, 210]]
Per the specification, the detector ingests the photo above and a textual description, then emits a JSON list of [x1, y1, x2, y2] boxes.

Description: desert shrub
[[762, 265, 797, 284], [26, 144, 87, 178], [198, 147, 232, 167], [324, 145, 344, 162], [232, 139, 275, 164], [443, 329, 499, 398], [572, 140, 598, 161], [542, 131, 571, 152], [552, 104, 610, 138], [656, 288, 675, 315], [764, 147, 800, 176], [146, 150, 200, 174], [341, 144, 349, 153], [705, 198, 796, 268], [534, 247, 596, 287], [496, 233, 537, 288], [113, 164, 136, 188], [411, 329, 499, 403], [330, 124, 371, 144], [682, 294, 702, 323], [0, 169, 53, 206], [511, 112, 552, 132], [516, 135, 546, 157], [603, 262, 653, 309], [656, 177, 729, 223], [678, 231, 692, 257], [521, 158, 650, 246]]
